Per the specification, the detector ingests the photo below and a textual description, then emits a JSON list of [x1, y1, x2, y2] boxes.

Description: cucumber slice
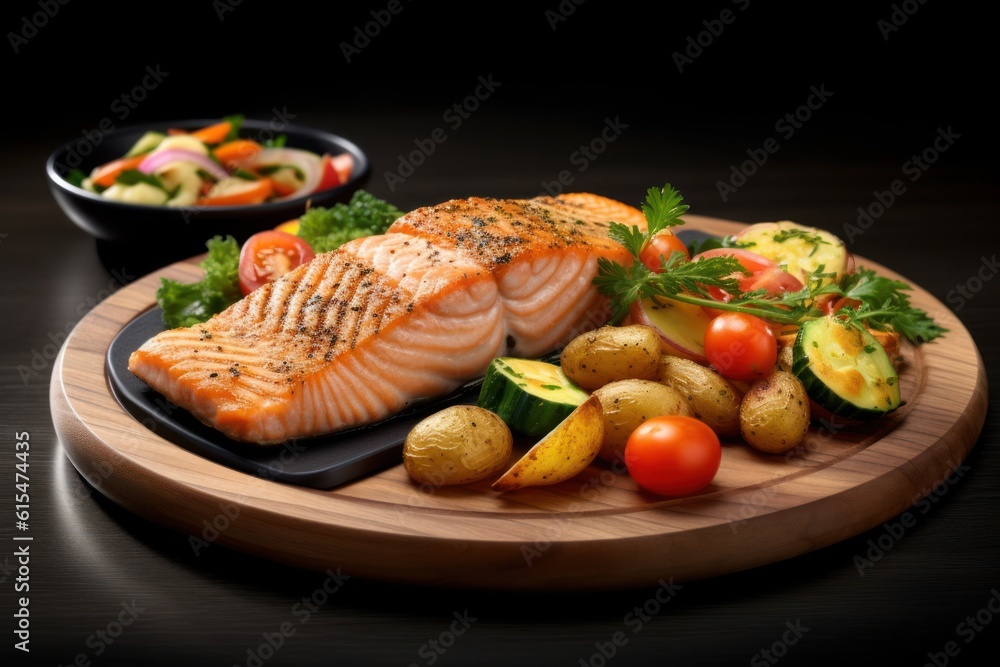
[[125, 131, 166, 157], [792, 317, 901, 420], [733, 221, 848, 285], [477, 357, 589, 438]]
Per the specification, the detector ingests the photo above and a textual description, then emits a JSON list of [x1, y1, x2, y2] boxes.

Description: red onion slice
[[138, 148, 230, 181]]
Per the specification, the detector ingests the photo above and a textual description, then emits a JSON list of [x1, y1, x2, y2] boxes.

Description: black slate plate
[[105, 308, 482, 489]]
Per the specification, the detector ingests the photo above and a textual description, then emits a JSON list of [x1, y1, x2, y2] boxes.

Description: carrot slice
[[213, 139, 262, 168], [90, 154, 147, 188], [189, 121, 233, 146], [197, 178, 274, 206]]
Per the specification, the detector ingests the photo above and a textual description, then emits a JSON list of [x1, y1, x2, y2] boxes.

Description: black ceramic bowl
[[46, 118, 370, 253]]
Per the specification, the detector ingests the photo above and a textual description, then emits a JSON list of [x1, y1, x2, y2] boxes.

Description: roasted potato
[[560, 324, 661, 391], [739, 370, 811, 454], [657, 356, 743, 437], [403, 405, 513, 486], [776, 338, 795, 373], [593, 379, 693, 462], [492, 395, 604, 492]]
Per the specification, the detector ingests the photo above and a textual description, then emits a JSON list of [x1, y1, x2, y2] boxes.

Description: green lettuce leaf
[[156, 235, 241, 329]]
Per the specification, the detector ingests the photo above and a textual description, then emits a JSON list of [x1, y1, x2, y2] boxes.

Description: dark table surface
[[3, 3, 997, 665]]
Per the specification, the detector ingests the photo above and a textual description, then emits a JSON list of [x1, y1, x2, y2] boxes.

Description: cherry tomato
[[703, 311, 777, 380], [238, 230, 316, 295], [624, 415, 722, 496], [640, 231, 690, 272]]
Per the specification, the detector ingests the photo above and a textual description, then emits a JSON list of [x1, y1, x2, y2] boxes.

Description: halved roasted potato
[[492, 395, 604, 492]]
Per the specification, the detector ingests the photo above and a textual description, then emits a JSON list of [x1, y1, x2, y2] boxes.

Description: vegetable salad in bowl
[[68, 114, 353, 208]]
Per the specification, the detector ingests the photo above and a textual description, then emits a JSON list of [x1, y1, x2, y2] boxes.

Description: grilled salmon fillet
[[128, 193, 646, 444]]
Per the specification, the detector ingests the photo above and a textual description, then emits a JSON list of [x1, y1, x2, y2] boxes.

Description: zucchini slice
[[792, 317, 901, 421], [125, 130, 166, 157], [477, 357, 589, 438]]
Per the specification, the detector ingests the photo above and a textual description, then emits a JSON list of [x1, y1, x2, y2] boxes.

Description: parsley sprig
[[835, 268, 948, 343], [610, 184, 689, 258], [593, 183, 947, 344]]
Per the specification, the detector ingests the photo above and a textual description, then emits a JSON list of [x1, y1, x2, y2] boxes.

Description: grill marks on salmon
[[128, 193, 646, 444]]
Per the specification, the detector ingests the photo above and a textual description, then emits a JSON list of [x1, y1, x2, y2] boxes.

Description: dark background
[[3, 1, 997, 665]]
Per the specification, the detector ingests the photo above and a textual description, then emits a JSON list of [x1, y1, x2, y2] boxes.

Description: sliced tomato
[[315, 153, 354, 193], [739, 266, 804, 295], [693, 248, 803, 317], [821, 295, 863, 315], [693, 247, 778, 274], [316, 154, 345, 192], [238, 230, 316, 295], [331, 153, 353, 182]]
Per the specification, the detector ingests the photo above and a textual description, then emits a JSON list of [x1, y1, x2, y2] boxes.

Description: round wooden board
[[50, 214, 988, 591]]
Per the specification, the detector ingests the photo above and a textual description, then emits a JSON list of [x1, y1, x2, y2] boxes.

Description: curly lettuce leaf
[[156, 235, 241, 329], [296, 190, 404, 254]]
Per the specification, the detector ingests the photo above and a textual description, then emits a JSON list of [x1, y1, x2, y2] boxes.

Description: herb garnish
[[593, 184, 947, 344], [835, 268, 948, 343]]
